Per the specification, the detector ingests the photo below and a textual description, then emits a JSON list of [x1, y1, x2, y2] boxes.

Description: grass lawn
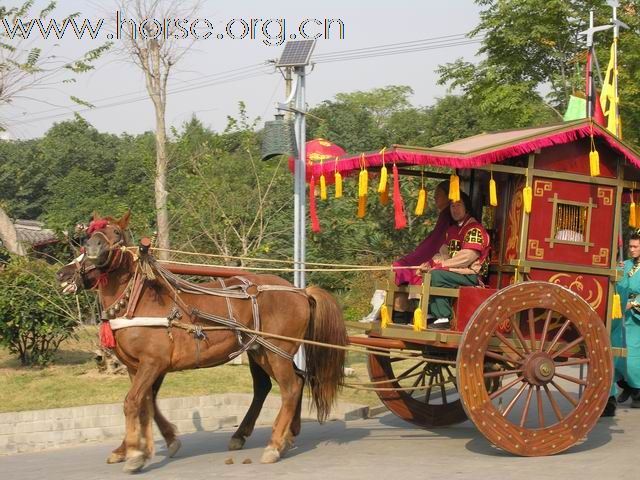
[[0, 326, 381, 413]]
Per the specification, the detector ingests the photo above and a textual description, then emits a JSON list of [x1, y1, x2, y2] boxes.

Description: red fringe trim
[[308, 123, 640, 180], [309, 176, 321, 233], [100, 321, 116, 349], [392, 164, 407, 230]]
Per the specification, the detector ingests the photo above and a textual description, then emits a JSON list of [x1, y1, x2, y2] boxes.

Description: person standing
[[612, 231, 640, 408]]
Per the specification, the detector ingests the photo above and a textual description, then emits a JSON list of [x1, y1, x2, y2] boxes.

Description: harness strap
[[191, 308, 294, 361]]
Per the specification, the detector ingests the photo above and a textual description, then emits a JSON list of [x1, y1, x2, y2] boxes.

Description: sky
[[1, 0, 483, 139]]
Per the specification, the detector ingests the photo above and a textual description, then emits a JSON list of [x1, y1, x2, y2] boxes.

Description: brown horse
[[56, 212, 347, 473]]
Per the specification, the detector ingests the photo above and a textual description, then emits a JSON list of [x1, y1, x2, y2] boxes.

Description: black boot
[[630, 388, 640, 408], [392, 311, 412, 325], [617, 380, 632, 403], [601, 396, 617, 417]]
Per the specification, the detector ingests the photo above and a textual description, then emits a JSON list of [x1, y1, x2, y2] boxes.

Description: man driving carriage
[[418, 191, 490, 328]]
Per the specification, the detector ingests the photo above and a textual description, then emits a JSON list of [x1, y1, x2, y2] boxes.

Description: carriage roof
[[313, 119, 640, 178]]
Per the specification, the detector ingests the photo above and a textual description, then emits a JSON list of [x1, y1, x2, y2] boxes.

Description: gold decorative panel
[[534, 180, 553, 197], [597, 187, 614, 206], [527, 239, 544, 260], [592, 247, 610, 267]]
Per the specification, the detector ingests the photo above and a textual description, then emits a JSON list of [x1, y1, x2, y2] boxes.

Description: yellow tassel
[[523, 185, 532, 214], [320, 174, 327, 200], [358, 169, 368, 198], [449, 174, 460, 202], [612, 293, 623, 319], [635, 204, 640, 228], [589, 149, 600, 177], [358, 195, 367, 218], [378, 165, 388, 193], [630, 199, 637, 228], [415, 187, 426, 216], [412, 308, 425, 331], [379, 183, 389, 205], [334, 172, 343, 198], [489, 177, 498, 207], [380, 305, 391, 328]]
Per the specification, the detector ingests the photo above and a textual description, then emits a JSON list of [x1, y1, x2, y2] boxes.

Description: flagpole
[[612, 4, 620, 137]]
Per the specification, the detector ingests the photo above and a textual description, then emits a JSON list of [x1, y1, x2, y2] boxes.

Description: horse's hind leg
[[289, 371, 304, 437], [259, 354, 303, 464], [151, 374, 181, 457], [228, 353, 272, 451]]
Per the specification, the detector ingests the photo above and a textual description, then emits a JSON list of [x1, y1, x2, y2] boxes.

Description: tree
[[0, 1, 110, 254], [170, 108, 293, 265], [115, 0, 199, 260], [0, 255, 91, 366], [435, 0, 633, 133]]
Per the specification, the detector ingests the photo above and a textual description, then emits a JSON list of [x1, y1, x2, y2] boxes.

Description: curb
[[0, 393, 369, 455]]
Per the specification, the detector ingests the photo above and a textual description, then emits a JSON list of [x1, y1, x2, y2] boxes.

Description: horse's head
[[84, 211, 132, 267], [56, 211, 133, 293]]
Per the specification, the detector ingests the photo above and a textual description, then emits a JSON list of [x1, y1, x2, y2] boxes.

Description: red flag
[[585, 48, 606, 126]]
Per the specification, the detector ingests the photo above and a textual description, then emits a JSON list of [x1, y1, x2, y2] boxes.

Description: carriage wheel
[[367, 350, 468, 427], [457, 281, 612, 456]]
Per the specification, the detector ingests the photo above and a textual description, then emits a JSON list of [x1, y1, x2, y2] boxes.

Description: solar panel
[[276, 40, 316, 67]]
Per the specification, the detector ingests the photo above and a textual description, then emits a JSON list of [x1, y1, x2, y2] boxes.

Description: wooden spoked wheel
[[457, 281, 612, 456], [367, 350, 468, 427]]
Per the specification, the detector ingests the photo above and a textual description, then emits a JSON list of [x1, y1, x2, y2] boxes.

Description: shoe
[[361, 290, 386, 322], [429, 318, 450, 330], [617, 388, 632, 403], [601, 396, 617, 417], [631, 398, 640, 409], [392, 311, 412, 325]]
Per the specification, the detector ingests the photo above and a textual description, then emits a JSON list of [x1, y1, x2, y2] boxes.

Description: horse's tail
[[304, 286, 347, 423]]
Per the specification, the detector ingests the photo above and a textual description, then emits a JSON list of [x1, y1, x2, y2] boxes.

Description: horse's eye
[[114, 229, 121, 236]]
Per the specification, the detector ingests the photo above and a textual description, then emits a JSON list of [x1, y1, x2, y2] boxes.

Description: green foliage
[[0, 255, 90, 366], [438, 0, 640, 143]]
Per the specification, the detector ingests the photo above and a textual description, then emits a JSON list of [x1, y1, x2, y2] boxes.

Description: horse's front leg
[[122, 365, 164, 474], [107, 368, 137, 464]]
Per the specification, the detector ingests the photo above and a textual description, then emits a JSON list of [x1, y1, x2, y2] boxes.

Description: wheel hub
[[522, 351, 555, 385]]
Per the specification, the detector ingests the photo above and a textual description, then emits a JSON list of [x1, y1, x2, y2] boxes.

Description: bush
[[0, 255, 89, 366]]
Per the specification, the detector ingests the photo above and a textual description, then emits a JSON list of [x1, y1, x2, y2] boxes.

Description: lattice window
[[553, 203, 587, 242]]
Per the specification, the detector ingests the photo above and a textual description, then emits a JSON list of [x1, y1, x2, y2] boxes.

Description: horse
[[56, 212, 347, 473]]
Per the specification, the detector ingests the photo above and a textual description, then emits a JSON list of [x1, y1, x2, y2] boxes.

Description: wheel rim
[[457, 281, 612, 456], [367, 350, 467, 427]]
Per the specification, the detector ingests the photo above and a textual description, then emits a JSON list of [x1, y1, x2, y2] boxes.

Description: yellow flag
[[600, 41, 620, 137]]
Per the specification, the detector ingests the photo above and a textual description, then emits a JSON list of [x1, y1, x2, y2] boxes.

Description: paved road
[[1, 403, 639, 480]]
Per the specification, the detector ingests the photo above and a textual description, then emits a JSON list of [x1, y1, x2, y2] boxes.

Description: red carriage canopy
[[306, 119, 640, 180]]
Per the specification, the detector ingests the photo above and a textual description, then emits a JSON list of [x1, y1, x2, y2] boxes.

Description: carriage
[[57, 119, 636, 471], [317, 118, 635, 456]]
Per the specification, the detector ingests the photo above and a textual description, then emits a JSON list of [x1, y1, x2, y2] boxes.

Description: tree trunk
[[154, 104, 170, 260], [0, 207, 25, 255]]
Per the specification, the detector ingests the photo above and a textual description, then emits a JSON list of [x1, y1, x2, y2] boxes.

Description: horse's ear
[[92, 211, 100, 221], [118, 210, 131, 229]]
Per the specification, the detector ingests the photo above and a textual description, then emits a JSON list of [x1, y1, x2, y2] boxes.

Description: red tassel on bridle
[[309, 176, 321, 233], [100, 321, 116, 349], [87, 219, 109, 234], [392, 164, 407, 229]]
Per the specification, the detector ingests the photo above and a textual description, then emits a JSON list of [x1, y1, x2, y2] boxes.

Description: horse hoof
[[106, 452, 126, 464], [167, 439, 182, 458], [260, 446, 281, 464], [123, 451, 146, 474], [228, 437, 246, 451]]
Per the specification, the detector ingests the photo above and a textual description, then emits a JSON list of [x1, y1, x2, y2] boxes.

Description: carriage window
[[553, 203, 586, 242], [545, 194, 595, 251]]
